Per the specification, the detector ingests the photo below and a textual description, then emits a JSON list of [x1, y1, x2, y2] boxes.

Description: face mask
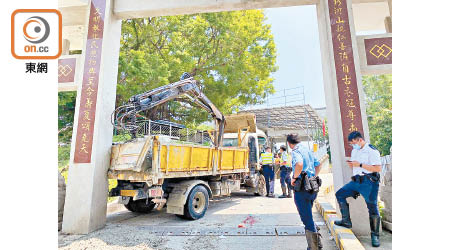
[[352, 144, 361, 150]]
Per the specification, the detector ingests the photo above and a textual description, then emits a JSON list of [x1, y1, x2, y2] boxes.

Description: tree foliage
[[58, 92, 76, 143], [362, 74, 392, 156], [118, 10, 277, 125], [58, 10, 277, 144]]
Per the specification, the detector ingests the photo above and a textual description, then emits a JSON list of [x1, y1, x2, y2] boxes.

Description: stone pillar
[[62, 0, 122, 234], [388, 0, 392, 17], [380, 152, 392, 231], [58, 171, 66, 231], [62, 39, 70, 55], [384, 0, 392, 33], [316, 0, 371, 235]]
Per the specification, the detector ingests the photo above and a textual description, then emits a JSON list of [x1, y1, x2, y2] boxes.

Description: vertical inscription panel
[[327, 0, 364, 156], [73, 0, 106, 163]]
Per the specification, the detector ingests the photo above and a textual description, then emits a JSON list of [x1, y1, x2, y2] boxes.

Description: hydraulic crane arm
[[112, 74, 225, 147]]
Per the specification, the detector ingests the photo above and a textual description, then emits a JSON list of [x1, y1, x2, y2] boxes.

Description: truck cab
[[223, 128, 267, 166], [222, 113, 267, 195]]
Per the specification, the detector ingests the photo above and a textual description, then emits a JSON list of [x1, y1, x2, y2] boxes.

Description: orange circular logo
[[23, 16, 50, 44]]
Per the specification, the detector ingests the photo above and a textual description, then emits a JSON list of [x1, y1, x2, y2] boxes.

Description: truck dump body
[[108, 135, 249, 182], [160, 145, 248, 172]]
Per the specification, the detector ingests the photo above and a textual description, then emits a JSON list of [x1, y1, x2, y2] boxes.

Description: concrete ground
[[358, 230, 392, 250], [59, 183, 338, 250], [318, 172, 392, 250]]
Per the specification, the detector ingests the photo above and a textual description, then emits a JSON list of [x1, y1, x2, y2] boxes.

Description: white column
[[388, 0, 392, 16], [62, 0, 122, 234], [316, 0, 371, 235], [62, 39, 70, 55], [385, 0, 392, 32]]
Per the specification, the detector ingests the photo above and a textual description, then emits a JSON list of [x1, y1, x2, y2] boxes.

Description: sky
[[257, 5, 387, 111], [262, 5, 326, 109]]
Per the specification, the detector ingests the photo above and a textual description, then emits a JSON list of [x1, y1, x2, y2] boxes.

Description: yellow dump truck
[[108, 75, 266, 219]]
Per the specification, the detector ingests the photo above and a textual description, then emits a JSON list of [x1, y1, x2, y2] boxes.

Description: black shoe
[[315, 225, 323, 249], [334, 202, 352, 228], [287, 188, 292, 198], [305, 229, 322, 250], [370, 215, 381, 247], [279, 187, 287, 198]]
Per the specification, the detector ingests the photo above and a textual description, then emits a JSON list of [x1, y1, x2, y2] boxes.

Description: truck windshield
[[223, 138, 238, 147], [258, 137, 266, 147]]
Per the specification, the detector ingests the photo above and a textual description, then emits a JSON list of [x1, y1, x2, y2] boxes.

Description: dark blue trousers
[[294, 190, 318, 232], [262, 165, 274, 194], [335, 176, 380, 216], [279, 166, 292, 190]]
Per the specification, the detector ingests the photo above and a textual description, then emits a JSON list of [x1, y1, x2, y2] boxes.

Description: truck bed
[[108, 135, 249, 183]]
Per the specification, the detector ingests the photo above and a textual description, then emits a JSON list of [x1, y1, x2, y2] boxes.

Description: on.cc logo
[[23, 16, 50, 44], [11, 9, 61, 59]]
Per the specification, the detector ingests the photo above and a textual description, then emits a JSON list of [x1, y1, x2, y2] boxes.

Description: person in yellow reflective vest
[[259, 146, 275, 197], [278, 145, 293, 198], [275, 153, 281, 166]]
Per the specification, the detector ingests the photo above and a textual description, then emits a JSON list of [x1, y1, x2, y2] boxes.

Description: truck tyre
[[182, 185, 209, 220], [124, 198, 156, 213], [254, 174, 267, 196]]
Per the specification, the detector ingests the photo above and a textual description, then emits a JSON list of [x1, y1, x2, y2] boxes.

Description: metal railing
[[114, 120, 213, 145]]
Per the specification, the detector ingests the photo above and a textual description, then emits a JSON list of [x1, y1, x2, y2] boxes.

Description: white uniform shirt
[[281, 151, 289, 166], [350, 143, 382, 176]]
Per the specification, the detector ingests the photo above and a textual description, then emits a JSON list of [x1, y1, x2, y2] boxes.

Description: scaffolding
[[242, 86, 326, 151]]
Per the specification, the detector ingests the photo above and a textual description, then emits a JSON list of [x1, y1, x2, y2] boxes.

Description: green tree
[[362, 74, 392, 156], [57, 10, 277, 168], [58, 10, 276, 143], [58, 92, 77, 143], [118, 10, 277, 126]]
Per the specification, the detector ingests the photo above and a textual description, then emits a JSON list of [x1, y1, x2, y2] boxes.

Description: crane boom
[[112, 74, 225, 147]]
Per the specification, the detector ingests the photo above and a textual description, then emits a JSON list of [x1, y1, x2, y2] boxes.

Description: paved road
[[59, 184, 338, 250]]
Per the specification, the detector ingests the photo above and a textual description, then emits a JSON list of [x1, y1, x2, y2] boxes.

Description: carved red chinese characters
[[74, 0, 106, 163], [328, 0, 364, 156]]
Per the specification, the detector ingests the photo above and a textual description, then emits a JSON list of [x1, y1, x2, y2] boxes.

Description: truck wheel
[[124, 198, 156, 213], [182, 185, 209, 220], [254, 174, 267, 196]]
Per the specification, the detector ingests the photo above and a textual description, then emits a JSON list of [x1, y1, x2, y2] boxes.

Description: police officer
[[260, 146, 275, 197], [278, 145, 292, 198], [274, 152, 281, 179], [288, 134, 322, 250], [334, 131, 382, 247]]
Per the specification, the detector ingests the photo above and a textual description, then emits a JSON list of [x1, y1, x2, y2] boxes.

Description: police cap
[[348, 131, 363, 141]]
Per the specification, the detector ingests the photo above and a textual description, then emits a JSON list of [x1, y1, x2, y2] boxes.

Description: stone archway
[[60, 0, 392, 235]]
